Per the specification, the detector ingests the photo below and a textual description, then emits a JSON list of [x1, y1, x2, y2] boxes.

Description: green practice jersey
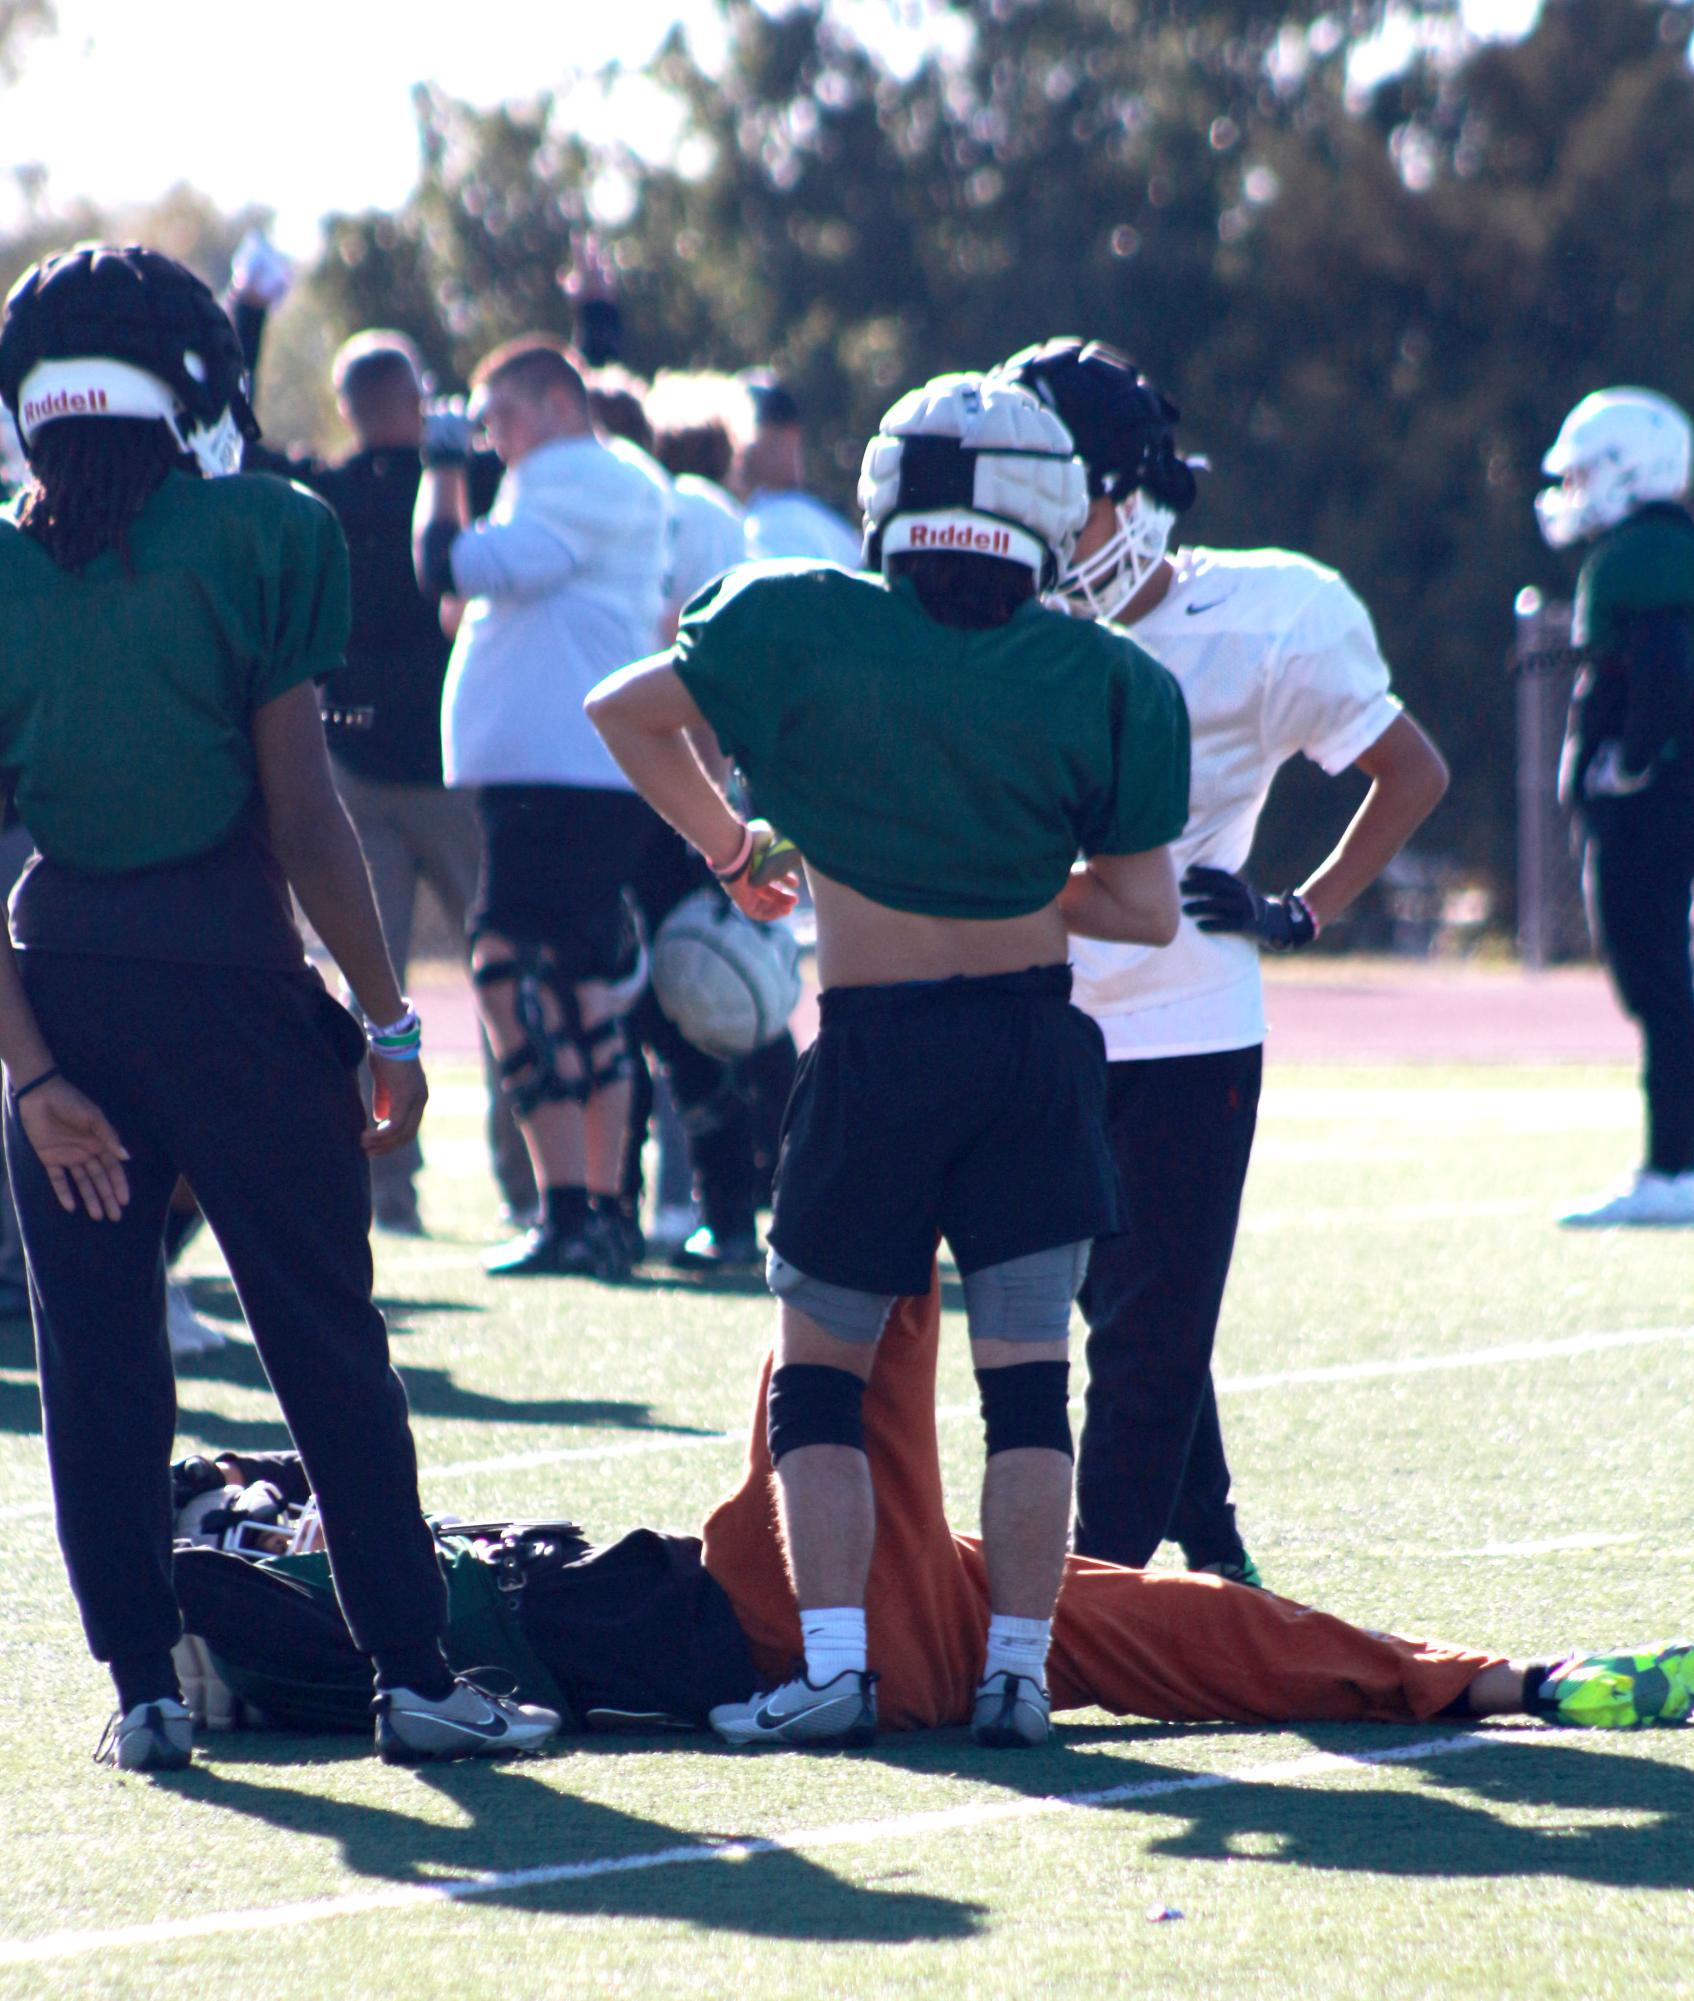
[[671, 562, 1190, 921], [0, 469, 349, 873]]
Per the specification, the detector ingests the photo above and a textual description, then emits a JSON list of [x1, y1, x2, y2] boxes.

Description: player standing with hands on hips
[[0, 246, 558, 1771], [999, 339, 1449, 1581], [1535, 389, 1694, 1228], [590, 373, 1189, 1750]]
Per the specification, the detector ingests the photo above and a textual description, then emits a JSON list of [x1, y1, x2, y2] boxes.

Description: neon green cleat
[[1541, 1643, 1694, 1729]]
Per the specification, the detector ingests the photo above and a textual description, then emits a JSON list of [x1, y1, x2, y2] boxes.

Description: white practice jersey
[[670, 473, 750, 609], [745, 487, 862, 567], [1070, 545, 1401, 1059], [443, 433, 671, 790]]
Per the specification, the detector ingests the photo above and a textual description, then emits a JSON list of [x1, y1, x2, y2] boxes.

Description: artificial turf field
[[1, 1050, 1691, 1997]]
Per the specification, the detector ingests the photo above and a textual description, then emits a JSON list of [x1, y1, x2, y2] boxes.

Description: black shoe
[[484, 1224, 600, 1278], [671, 1225, 761, 1273]]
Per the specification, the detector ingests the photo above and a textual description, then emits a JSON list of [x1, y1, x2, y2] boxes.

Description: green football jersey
[[670, 562, 1190, 921], [0, 469, 349, 873], [1573, 503, 1694, 656]]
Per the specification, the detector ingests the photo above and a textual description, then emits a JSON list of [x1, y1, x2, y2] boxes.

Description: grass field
[[2, 1053, 1691, 1998]]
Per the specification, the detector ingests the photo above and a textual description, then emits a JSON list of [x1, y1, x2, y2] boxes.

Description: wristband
[[710, 824, 755, 883], [10, 1064, 59, 1102], [367, 1004, 422, 1061], [1285, 892, 1320, 943]]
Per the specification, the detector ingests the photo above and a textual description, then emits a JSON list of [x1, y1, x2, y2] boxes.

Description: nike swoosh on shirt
[[1185, 597, 1232, 615]]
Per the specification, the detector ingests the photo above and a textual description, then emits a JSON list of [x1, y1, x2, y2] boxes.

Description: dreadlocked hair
[[15, 417, 187, 572]]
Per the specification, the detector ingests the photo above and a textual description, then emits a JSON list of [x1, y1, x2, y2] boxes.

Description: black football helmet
[[0, 243, 258, 475], [997, 337, 1200, 617]]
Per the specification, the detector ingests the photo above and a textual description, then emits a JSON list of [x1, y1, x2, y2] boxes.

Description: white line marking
[[1214, 1323, 1694, 1394], [1453, 1531, 1643, 1559], [0, 1731, 1508, 1967], [2, 1322, 1691, 1523]]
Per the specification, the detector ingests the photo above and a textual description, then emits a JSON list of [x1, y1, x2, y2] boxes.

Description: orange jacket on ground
[[701, 1281, 1501, 1732]]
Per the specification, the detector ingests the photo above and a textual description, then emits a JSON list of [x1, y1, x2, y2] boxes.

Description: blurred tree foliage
[[6, 0, 1693, 894]]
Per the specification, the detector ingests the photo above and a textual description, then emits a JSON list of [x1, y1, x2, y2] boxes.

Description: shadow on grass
[[0, 1298, 718, 1450], [181, 1275, 480, 1335], [173, 1748, 982, 1944], [863, 1718, 1694, 1889]]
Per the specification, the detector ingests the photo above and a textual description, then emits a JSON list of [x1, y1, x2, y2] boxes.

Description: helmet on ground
[[1536, 388, 1693, 548], [858, 371, 1088, 590], [997, 337, 1200, 620], [0, 243, 258, 477], [650, 886, 801, 1060]]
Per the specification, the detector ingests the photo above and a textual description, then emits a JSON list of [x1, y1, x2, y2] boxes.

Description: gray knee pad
[[766, 1250, 896, 1345], [960, 1240, 1091, 1344]]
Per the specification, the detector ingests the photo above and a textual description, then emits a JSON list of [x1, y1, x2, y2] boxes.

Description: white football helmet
[[858, 372, 1088, 588], [1537, 388, 1693, 548]]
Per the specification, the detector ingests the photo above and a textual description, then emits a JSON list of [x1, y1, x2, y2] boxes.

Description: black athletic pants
[[1584, 789, 1694, 1175], [7, 954, 448, 1670], [1074, 1045, 1262, 1568]]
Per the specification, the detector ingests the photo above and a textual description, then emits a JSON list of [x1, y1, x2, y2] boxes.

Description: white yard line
[[0, 1730, 1509, 1968], [2, 1320, 1690, 1523]]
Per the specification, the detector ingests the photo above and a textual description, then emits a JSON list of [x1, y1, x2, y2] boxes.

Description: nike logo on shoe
[[1186, 597, 1231, 615]]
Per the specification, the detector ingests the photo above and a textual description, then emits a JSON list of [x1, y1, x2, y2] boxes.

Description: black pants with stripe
[[7, 953, 448, 1672], [1074, 1045, 1262, 1569]]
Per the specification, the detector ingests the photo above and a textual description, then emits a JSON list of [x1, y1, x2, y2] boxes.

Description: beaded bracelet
[[367, 1004, 422, 1062]]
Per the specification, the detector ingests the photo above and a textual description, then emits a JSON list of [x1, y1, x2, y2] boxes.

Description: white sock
[[983, 1613, 1051, 1685], [800, 1607, 867, 1684]]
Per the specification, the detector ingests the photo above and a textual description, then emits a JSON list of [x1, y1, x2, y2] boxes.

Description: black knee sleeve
[[976, 1360, 1073, 1458], [767, 1363, 866, 1465]]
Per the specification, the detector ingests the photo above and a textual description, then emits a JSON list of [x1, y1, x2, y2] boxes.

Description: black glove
[[1180, 865, 1318, 952]]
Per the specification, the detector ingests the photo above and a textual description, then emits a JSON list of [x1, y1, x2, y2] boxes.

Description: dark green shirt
[[0, 470, 349, 873], [670, 563, 1190, 921]]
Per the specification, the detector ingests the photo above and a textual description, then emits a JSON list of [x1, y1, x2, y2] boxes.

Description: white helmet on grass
[[1537, 388, 1693, 548]]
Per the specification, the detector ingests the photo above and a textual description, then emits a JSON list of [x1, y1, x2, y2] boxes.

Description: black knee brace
[[976, 1361, 1073, 1458], [767, 1363, 866, 1465], [475, 946, 634, 1116]]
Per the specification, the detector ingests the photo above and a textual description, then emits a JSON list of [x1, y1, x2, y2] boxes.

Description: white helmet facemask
[[1537, 388, 1693, 549], [1058, 490, 1178, 622]]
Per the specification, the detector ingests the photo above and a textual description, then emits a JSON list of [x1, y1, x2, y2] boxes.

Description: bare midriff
[[809, 865, 1069, 990]]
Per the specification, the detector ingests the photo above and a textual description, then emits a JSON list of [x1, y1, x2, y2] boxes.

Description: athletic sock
[[372, 1641, 455, 1700], [544, 1185, 591, 1236], [983, 1614, 1051, 1686], [1522, 1662, 1557, 1716], [111, 1652, 181, 1714], [800, 1607, 867, 1684]]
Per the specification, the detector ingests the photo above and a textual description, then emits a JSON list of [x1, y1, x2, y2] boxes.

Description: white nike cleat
[[709, 1669, 877, 1748], [95, 1697, 194, 1772], [971, 1670, 1051, 1748], [166, 1283, 226, 1355], [1558, 1170, 1694, 1229], [374, 1678, 561, 1764]]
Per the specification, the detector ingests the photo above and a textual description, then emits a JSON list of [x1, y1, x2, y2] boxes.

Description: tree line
[[5, 0, 1692, 903]]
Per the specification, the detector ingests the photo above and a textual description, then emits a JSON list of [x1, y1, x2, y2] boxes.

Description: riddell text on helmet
[[21, 386, 110, 428], [908, 522, 1013, 555]]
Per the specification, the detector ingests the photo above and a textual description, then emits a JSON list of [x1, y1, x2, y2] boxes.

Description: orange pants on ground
[[701, 1279, 1501, 1732]]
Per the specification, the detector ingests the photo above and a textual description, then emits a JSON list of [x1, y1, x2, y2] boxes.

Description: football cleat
[[95, 1698, 194, 1773], [374, 1678, 561, 1764], [1190, 1553, 1266, 1590], [671, 1225, 762, 1274], [166, 1282, 226, 1356], [1557, 1170, 1694, 1229], [709, 1669, 878, 1749], [1540, 1644, 1694, 1729], [971, 1670, 1051, 1748]]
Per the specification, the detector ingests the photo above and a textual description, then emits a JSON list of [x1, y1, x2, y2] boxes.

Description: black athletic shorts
[[768, 963, 1121, 1297], [472, 784, 688, 981]]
